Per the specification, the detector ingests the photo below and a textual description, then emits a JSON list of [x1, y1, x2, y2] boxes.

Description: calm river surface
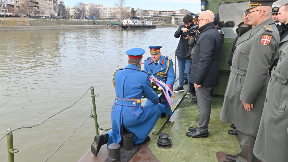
[[0, 27, 179, 162]]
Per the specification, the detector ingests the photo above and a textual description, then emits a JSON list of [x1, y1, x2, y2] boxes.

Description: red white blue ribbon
[[150, 75, 175, 110]]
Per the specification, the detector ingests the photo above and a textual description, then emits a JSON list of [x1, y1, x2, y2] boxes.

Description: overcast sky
[[64, 0, 201, 13]]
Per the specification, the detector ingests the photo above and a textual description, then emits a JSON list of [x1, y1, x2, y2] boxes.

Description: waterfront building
[[0, 0, 54, 17], [67, 3, 130, 20]]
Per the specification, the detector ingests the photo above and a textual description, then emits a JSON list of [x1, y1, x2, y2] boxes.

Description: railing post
[[91, 87, 99, 136], [7, 128, 14, 162]]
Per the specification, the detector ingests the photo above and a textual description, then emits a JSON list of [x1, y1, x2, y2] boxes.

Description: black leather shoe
[[188, 127, 197, 132], [230, 124, 236, 129], [186, 130, 209, 138], [136, 136, 150, 146], [228, 129, 238, 135], [160, 112, 166, 118], [91, 134, 108, 156], [226, 155, 238, 161], [190, 95, 197, 103]]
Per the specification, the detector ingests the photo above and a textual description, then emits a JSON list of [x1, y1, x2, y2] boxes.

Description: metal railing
[[1, 86, 101, 162]]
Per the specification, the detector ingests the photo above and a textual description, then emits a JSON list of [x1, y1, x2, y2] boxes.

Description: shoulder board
[[145, 57, 151, 62], [264, 25, 273, 32]]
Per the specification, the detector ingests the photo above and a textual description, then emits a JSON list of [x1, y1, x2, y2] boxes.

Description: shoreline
[[0, 24, 178, 32]]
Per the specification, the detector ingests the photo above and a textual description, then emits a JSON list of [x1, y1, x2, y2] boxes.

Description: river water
[[0, 27, 179, 162]]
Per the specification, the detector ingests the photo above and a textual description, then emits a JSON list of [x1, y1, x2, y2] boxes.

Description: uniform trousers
[[237, 131, 258, 162], [196, 87, 212, 131]]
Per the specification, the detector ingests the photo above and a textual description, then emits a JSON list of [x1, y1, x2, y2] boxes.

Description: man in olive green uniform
[[253, 3, 288, 162], [220, 1, 280, 162]]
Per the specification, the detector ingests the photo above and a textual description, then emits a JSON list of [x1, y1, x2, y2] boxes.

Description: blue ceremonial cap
[[126, 48, 145, 59], [192, 15, 198, 20], [149, 46, 162, 54]]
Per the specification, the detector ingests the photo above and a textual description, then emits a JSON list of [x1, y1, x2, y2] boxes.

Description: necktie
[[155, 62, 158, 66]]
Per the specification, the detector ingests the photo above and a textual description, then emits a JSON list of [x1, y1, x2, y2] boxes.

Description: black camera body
[[182, 25, 199, 38]]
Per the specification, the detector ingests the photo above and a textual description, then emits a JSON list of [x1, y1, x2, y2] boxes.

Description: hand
[[194, 83, 201, 89], [181, 28, 189, 33], [242, 101, 254, 111], [184, 35, 190, 39]]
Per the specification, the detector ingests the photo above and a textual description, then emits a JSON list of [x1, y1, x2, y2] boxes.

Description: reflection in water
[[0, 28, 179, 162]]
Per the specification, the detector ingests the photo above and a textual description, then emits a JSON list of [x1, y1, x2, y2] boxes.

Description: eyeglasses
[[245, 10, 265, 15], [197, 19, 204, 22]]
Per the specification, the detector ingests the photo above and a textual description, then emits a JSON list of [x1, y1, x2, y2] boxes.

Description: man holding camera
[[174, 14, 194, 93]]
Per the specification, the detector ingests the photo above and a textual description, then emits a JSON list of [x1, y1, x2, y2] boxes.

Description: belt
[[230, 67, 246, 76], [115, 98, 141, 104], [271, 70, 288, 85]]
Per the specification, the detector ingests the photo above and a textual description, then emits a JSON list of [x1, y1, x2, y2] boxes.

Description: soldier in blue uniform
[[144, 46, 175, 117], [91, 48, 165, 156]]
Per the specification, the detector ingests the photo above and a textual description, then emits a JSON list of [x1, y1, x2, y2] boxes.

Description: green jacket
[[254, 34, 288, 162], [220, 17, 280, 136]]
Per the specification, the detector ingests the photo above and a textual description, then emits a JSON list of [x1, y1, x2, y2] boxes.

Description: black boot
[[91, 134, 109, 156]]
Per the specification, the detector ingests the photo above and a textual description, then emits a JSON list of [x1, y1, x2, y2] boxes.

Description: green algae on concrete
[[148, 96, 239, 162]]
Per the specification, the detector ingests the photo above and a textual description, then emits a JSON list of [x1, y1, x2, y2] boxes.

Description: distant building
[[0, 0, 54, 17], [67, 3, 130, 19]]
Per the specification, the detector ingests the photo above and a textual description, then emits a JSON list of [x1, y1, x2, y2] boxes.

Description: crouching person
[[91, 48, 165, 156]]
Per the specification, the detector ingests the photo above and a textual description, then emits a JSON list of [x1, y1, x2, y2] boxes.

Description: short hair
[[214, 14, 220, 26], [128, 58, 141, 65], [183, 14, 192, 24], [282, 3, 288, 11]]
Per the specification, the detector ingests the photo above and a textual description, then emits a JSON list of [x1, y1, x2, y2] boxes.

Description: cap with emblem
[[246, 0, 277, 11], [192, 15, 198, 20], [126, 48, 145, 59], [149, 46, 162, 54], [272, 6, 279, 14]]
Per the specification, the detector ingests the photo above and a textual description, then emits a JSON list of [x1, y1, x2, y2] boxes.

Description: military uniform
[[253, 33, 288, 162], [144, 52, 175, 116], [220, 1, 279, 161], [107, 48, 165, 146]]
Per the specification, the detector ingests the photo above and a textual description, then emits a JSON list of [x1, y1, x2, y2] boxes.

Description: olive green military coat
[[220, 18, 280, 137], [253, 35, 288, 162]]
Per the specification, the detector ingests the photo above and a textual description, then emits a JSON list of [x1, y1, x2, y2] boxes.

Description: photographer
[[187, 24, 199, 102], [174, 14, 194, 93]]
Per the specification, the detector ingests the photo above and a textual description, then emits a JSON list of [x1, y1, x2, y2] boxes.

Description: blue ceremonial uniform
[[107, 48, 165, 147], [144, 55, 175, 116]]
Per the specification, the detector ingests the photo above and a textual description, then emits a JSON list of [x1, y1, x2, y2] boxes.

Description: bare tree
[[15, 1, 34, 17], [89, 7, 100, 19], [74, 2, 86, 19], [114, 0, 130, 19]]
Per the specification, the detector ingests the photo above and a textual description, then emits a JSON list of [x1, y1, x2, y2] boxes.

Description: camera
[[182, 25, 199, 38]]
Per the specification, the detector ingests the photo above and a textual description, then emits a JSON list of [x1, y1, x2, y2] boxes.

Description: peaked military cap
[[149, 46, 162, 54], [272, 6, 279, 13], [126, 48, 145, 59], [192, 15, 199, 20], [246, 0, 277, 11]]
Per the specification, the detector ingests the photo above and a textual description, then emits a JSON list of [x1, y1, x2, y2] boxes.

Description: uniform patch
[[261, 35, 272, 45]]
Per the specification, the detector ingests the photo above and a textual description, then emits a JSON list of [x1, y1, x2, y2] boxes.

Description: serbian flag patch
[[261, 35, 272, 45]]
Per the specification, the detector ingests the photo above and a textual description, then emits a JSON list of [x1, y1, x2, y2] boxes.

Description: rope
[[0, 87, 92, 141], [44, 116, 91, 162]]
